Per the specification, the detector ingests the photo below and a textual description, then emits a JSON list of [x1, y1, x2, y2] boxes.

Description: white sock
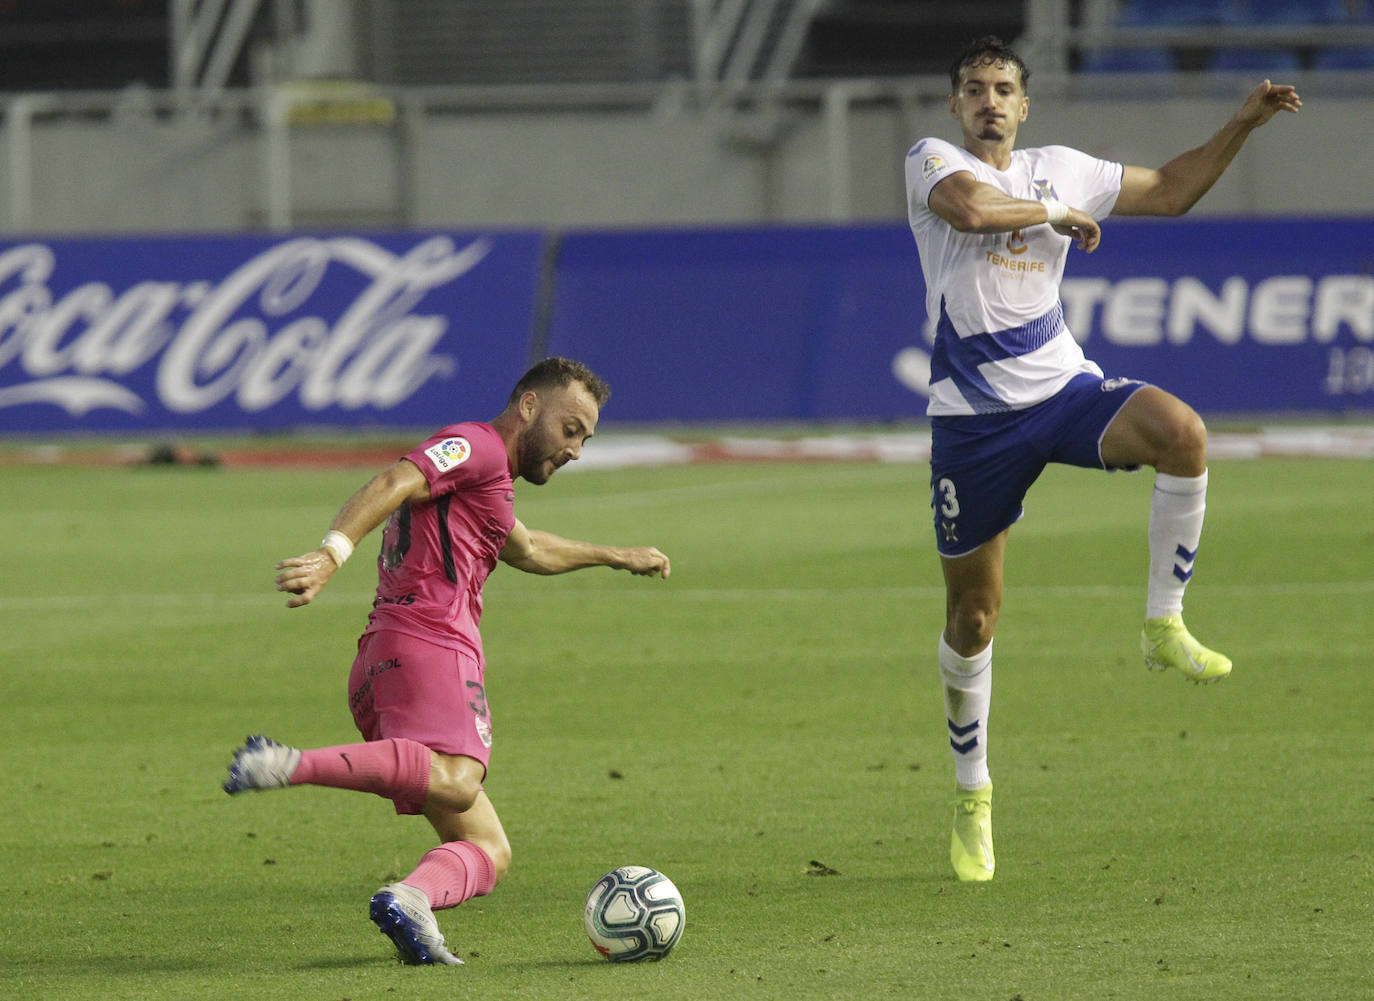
[[940, 633, 991, 791], [1146, 470, 1208, 620]]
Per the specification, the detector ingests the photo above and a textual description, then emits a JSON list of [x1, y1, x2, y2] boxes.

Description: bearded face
[[514, 382, 600, 484], [949, 59, 1028, 152], [516, 418, 562, 484]]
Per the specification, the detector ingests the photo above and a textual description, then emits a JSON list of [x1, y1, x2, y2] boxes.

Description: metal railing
[[3, 1, 1373, 231]]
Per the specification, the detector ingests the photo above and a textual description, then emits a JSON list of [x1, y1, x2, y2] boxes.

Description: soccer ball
[[583, 865, 685, 962]]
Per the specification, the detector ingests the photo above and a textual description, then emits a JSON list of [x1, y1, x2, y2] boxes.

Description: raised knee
[[1159, 408, 1208, 475], [485, 841, 512, 886], [441, 783, 480, 813], [1177, 409, 1207, 461], [428, 755, 484, 813]]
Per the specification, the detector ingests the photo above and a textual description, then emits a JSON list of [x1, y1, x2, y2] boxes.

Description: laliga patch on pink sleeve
[[423, 436, 471, 472]]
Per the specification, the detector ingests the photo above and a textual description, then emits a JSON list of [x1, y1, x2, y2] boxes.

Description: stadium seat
[[1118, 0, 1243, 25], [1080, 47, 1177, 73], [1312, 46, 1374, 68], [1206, 46, 1302, 72], [1240, 0, 1350, 23]]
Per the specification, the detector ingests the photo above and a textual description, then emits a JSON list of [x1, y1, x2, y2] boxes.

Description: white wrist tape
[[1042, 198, 1070, 225], [320, 530, 354, 567]]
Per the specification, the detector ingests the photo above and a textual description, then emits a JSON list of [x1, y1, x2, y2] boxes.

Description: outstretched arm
[[274, 458, 431, 607], [499, 518, 671, 578], [928, 170, 1102, 253], [1113, 79, 1302, 217]]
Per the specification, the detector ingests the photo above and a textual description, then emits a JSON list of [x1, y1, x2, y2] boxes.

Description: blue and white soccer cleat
[[369, 883, 464, 966], [222, 735, 302, 794]]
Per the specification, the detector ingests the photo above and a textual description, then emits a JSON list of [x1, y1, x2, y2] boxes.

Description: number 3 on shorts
[[935, 477, 960, 518]]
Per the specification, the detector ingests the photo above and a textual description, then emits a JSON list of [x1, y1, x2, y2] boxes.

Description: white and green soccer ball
[[583, 865, 685, 962]]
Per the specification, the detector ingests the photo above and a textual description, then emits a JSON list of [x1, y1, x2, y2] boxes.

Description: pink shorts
[[348, 629, 492, 814]]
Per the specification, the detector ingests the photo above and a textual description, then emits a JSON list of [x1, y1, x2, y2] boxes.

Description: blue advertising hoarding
[[543, 224, 925, 422], [545, 218, 1374, 422], [1, 218, 1370, 431], [1059, 218, 1374, 414]]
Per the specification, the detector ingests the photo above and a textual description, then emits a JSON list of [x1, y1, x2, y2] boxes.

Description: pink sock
[[289, 737, 430, 805], [404, 842, 497, 911]]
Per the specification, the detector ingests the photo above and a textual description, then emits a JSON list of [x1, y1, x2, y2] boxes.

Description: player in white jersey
[[905, 36, 1301, 882]]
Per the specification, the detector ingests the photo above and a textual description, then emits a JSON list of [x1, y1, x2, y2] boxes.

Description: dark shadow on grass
[[499, 958, 672, 972], [18, 952, 391, 976], [294, 954, 392, 971], [294, 956, 618, 973]]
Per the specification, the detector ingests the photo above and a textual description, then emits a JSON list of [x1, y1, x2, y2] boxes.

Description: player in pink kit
[[223, 357, 670, 965]]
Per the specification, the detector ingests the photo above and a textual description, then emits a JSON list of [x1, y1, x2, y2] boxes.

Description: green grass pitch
[[1, 453, 1370, 1000]]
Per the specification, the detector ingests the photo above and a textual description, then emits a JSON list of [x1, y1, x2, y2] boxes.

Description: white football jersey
[[905, 137, 1123, 415]]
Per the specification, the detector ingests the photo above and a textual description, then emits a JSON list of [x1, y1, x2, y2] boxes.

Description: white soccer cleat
[[222, 735, 302, 794], [369, 883, 464, 966]]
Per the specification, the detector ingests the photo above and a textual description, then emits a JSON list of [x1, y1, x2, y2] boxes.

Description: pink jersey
[[362, 422, 516, 662]]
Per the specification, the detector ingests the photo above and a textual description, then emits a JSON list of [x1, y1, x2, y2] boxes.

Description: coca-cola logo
[[0, 235, 492, 416]]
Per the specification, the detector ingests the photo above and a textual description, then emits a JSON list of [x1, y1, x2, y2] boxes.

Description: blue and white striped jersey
[[905, 136, 1123, 416]]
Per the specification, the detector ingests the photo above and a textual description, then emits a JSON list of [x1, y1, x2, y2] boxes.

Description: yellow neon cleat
[[1141, 614, 1233, 684], [950, 783, 995, 882]]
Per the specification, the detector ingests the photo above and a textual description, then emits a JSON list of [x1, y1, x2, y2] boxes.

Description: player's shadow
[[295, 954, 407, 970], [505, 957, 670, 972], [295, 953, 657, 972]]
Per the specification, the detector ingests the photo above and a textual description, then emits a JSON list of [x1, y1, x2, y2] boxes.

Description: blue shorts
[[929, 373, 1148, 557]]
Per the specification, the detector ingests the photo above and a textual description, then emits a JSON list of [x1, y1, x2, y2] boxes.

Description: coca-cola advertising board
[[0, 232, 544, 432]]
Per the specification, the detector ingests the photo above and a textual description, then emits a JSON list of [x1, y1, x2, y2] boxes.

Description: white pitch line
[[2, 579, 1371, 612], [497, 580, 1374, 601]]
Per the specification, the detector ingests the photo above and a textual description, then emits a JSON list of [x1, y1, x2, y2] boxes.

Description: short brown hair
[[950, 35, 1030, 93], [507, 356, 611, 408]]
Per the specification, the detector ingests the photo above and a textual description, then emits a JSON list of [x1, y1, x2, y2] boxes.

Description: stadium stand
[[1080, 0, 1374, 74], [1, 1, 1372, 92], [791, 0, 1023, 77], [1206, 46, 1303, 72], [1243, 0, 1353, 23], [1313, 44, 1374, 67], [1116, 0, 1243, 26], [0, 0, 174, 90], [1078, 46, 1177, 74]]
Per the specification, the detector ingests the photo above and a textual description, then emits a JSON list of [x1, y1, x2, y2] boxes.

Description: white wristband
[[320, 530, 354, 567], [1042, 198, 1069, 225]]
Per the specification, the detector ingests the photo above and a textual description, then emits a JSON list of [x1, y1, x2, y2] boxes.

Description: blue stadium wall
[[1, 219, 1371, 432]]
